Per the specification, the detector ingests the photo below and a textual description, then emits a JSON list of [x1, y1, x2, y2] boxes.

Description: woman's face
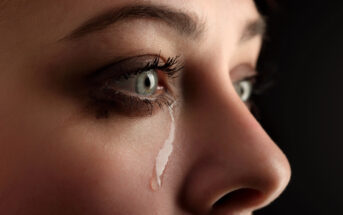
[[0, 0, 291, 214]]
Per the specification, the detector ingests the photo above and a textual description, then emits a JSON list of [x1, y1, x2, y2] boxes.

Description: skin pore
[[0, 0, 291, 214]]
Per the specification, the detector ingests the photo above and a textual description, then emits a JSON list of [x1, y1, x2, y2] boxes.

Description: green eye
[[88, 55, 181, 118], [234, 80, 253, 102], [106, 69, 160, 98], [135, 70, 158, 96]]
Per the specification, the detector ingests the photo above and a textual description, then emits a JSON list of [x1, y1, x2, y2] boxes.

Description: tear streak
[[155, 104, 175, 188]]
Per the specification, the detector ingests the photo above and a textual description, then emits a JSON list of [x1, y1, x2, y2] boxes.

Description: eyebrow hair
[[64, 4, 205, 41], [241, 17, 267, 43], [62, 4, 265, 43]]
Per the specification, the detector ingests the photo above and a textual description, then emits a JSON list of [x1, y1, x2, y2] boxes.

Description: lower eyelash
[[90, 88, 175, 119]]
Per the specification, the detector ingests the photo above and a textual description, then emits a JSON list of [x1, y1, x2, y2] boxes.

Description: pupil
[[144, 76, 151, 88]]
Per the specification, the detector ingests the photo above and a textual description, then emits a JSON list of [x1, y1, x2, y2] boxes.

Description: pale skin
[[0, 0, 291, 214]]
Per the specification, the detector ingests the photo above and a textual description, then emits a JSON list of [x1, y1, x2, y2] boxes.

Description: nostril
[[212, 188, 263, 210]]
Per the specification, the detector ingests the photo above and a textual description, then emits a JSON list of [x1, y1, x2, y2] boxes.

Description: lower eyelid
[[89, 83, 174, 118], [89, 90, 155, 117]]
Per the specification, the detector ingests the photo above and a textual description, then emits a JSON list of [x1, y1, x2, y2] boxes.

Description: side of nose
[[179, 63, 291, 214]]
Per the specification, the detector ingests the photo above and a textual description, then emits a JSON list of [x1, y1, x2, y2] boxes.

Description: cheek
[[0, 104, 171, 214]]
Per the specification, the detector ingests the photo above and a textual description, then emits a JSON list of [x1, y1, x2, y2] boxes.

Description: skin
[[0, 0, 291, 214]]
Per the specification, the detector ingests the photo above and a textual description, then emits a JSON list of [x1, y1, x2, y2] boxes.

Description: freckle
[[150, 103, 176, 191]]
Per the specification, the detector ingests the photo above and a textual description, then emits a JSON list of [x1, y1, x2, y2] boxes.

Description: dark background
[[253, 1, 343, 214]]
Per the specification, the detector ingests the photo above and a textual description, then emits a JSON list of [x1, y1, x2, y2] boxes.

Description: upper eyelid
[[87, 54, 183, 85], [230, 64, 257, 82], [87, 55, 162, 84]]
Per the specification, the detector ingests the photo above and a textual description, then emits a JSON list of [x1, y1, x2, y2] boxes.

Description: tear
[[150, 103, 176, 191]]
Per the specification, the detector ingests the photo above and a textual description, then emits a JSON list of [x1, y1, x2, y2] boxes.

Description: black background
[[254, 1, 343, 214]]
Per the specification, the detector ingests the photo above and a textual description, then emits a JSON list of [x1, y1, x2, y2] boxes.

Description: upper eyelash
[[148, 55, 183, 78], [120, 55, 183, 80]]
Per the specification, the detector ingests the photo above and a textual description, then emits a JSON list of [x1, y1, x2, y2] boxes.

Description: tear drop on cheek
[[150, 103, 176, 191]]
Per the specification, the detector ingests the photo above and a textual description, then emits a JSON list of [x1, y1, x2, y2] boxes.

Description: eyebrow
[[63, 4, 265, 43], [241, 17, 266, 43], [64, 4, 205, 41]]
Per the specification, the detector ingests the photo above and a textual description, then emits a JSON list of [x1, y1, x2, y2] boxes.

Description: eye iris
[[136, 70, 158, 96], [234, 80, 252, 102]]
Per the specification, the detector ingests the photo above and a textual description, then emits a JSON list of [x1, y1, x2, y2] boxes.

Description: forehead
[[0, 0, 260, 48], [0, 0, 259, 22]]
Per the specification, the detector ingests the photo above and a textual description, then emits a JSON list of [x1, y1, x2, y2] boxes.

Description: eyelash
[[140, 55, 183, 79], [88, 55, 183, 118]]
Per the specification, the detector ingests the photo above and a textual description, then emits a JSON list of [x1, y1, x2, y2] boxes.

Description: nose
[[179, 62, 291, 214]]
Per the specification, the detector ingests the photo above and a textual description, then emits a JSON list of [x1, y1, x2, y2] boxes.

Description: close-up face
[[0, 0, 291, 214]]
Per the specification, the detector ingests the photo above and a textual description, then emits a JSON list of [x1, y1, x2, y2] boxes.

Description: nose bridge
[[180, 61, 291, 213]]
